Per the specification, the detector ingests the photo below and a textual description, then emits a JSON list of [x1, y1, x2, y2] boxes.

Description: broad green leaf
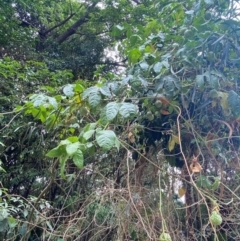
[[99, 107, 109, 125], [83, 130, 95, 140], [79, 123, 97, 138], [0, 219, 8, 232], [82, 86, 99, 99], [153, 62, 162, 73], [196, 175, 211, 189], [59, 139, 72, 146], [119, 103, 138, 118], [128, 48, 142, 64], [66, 142, 81, 156], [63, 84, 74, 97], [106, 102, 119, 121], [46, 146, 65, 158], [139, 61, 149, 70], [74, 83, 85, 93], [47, 97, 58, 109], [96, 130, 117, 150], [30, 94, 46, 107], [211, 176, 220, 191], [99, 86, 112, 97], [67, 136, 79, 143], [73, 150, 84, 169], [228, 90, 240, 117], [196, 74, 205, 90], [19, 223, 28, 236], [88, 92, 101, 107], [7, 217, 18, 228]]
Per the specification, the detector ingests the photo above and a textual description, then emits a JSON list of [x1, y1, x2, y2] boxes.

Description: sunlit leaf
[[168, 136, 175, 152], [63, 84, 74, 97], [153, 62, 162, 73], [106, 102, 119, 121], [66, 142, 81, 156], [83, 130, 95, 140], [73, 150, 84, 169], [96, 130, 117, 150], [119, 103, 138, 118], [46, 146, 65, 158], [196, 175, 211, 189], [88, 92, 101, 107]]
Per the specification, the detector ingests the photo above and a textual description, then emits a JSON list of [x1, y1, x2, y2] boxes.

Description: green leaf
[[59, 139, 72, 146], [196, 74, 205, 90], [99, 86, 111, 97], [47, 97, 58, 109], [7, 217, 18, 228], [196, 175, 211, 189], [119, 103, 138, 118], [63, 84, 74, 97], [99, 107, 109, 125], [128, 48, 142, 64], [139, 61, 149, 70], [82, 86, 99, 99], [67, 136, 79, 142], [106, 102, 119, 121], [83, 130, 95, 140], [73, 150, 84, 169], [66, 142, 81, 156], [46, 146, 65, 158], [88, 92, 101, 107], [153, 62, 162, 73], [0, 219, 8, 232], [228, 90, 240, 117], [74, 83, 85, 93], [96, 130, 117, 150]]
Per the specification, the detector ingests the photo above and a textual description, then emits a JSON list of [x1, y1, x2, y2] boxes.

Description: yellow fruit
[[210, 211, 222, 226], [159, 232, 172, 241]]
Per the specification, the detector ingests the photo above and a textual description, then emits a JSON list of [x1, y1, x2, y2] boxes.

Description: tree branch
[[57, 2, 98, 44], [43, 13, 76, 36], [42, 4, 84, 36]]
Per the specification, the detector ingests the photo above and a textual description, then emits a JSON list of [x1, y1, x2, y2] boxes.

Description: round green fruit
[[210, 211, 222, 226], [147, 111, 154, 121], [209, 89, 219, 98], [159, 232, 172, 241], [155, 100, 163, 109], [204, 12, 212, 20]]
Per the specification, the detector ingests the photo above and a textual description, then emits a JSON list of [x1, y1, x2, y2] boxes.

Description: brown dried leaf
[[190, 161, 202, 173], [161, 109, 170, 115], [128, 132, 135, 143], [178, 188, 186, 198]]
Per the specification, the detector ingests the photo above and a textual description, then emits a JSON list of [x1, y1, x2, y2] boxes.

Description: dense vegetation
[[1, 0, 240, 240]]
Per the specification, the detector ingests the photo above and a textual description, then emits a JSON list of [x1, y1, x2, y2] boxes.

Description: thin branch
[[57, 2, 98, 44]]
